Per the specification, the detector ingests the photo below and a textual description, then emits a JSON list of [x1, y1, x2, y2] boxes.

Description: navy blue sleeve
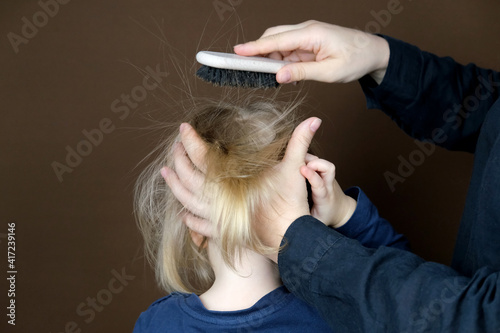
[[335, 187, 409, 251], [278, 217, 500, 332], [132, 295, 170, 332], [133, 313, 146, 333], [359, 35, 500, 153]]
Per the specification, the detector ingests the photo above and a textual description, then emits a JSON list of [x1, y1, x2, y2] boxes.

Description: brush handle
[[196, 51, 290, 74]]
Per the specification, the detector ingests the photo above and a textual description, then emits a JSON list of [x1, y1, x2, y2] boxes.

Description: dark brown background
[[1, 0, 499, 332]]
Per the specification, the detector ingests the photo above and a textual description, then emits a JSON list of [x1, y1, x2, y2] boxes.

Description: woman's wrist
[[368, 35, 390, 85]]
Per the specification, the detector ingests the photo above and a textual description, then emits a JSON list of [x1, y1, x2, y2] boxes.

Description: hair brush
[[195, 51, 290, 89]]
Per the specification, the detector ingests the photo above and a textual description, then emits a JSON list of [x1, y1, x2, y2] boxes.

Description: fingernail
[[180, 123, 188, 133], [160, 167, 169, 179], [277, 70, 291, 83], [234, 44, 243, 48], [310, 118, 322, 132]]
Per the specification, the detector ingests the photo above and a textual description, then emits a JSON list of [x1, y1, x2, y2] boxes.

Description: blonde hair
[[134, 93, 304, 294]]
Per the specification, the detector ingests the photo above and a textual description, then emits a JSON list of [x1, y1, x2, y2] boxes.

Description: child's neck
[[199, 242, 282, 311]]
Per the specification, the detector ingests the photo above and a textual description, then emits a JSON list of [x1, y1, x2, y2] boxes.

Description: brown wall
[[2, 0, 499, 331]]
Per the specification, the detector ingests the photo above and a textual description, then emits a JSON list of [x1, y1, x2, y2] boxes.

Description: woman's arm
[[360, 35, 500, 153], [279, 217, 500, 332]]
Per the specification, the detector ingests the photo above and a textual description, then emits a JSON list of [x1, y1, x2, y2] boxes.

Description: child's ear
[[189, 229, 208, 249]]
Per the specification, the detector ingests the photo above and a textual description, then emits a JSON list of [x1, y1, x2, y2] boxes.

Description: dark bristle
[[196, 65, 279, 89]]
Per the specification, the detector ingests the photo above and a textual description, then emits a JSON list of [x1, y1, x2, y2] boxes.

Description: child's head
[[135, 94, 304, 294]]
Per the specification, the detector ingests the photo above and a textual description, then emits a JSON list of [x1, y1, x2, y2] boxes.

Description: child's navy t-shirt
[[133, 285, 332, 332], [134, 187, 409, 332]]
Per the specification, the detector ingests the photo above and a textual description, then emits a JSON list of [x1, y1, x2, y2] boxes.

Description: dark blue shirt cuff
[[359, 35, 423, 114], [337, 186, 410, 250]]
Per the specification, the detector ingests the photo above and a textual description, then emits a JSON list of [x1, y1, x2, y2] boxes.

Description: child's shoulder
[[145, 291, 189, 311], [133, 292, 192, 332]]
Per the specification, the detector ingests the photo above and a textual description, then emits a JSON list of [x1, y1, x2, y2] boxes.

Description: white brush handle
[[196, 51, 290, 74]]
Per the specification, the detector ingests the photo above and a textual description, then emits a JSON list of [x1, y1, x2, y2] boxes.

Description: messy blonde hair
[[134, 93, 304, 294]]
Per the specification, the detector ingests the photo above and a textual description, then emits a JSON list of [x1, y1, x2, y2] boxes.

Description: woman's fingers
[[179, 123, 208, 173], [259, 22, 312, 39], [234, 27, 315, 57], [165, 130, 214, 238], [236, 20, 319, 55], [161, 167, 209, 219], [183, 212, 213, 238], [173, 142, 204, 193], [277, 58, 339, 83]]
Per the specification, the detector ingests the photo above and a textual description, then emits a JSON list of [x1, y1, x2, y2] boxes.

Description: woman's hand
[[163, 118, 321, 262], [234, 20, 389, 85], [161, 123, 213, 238], [253, 117, 322, 262]]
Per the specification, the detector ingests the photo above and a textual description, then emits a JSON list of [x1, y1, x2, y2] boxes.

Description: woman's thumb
[[283, 117, 322, 165]]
